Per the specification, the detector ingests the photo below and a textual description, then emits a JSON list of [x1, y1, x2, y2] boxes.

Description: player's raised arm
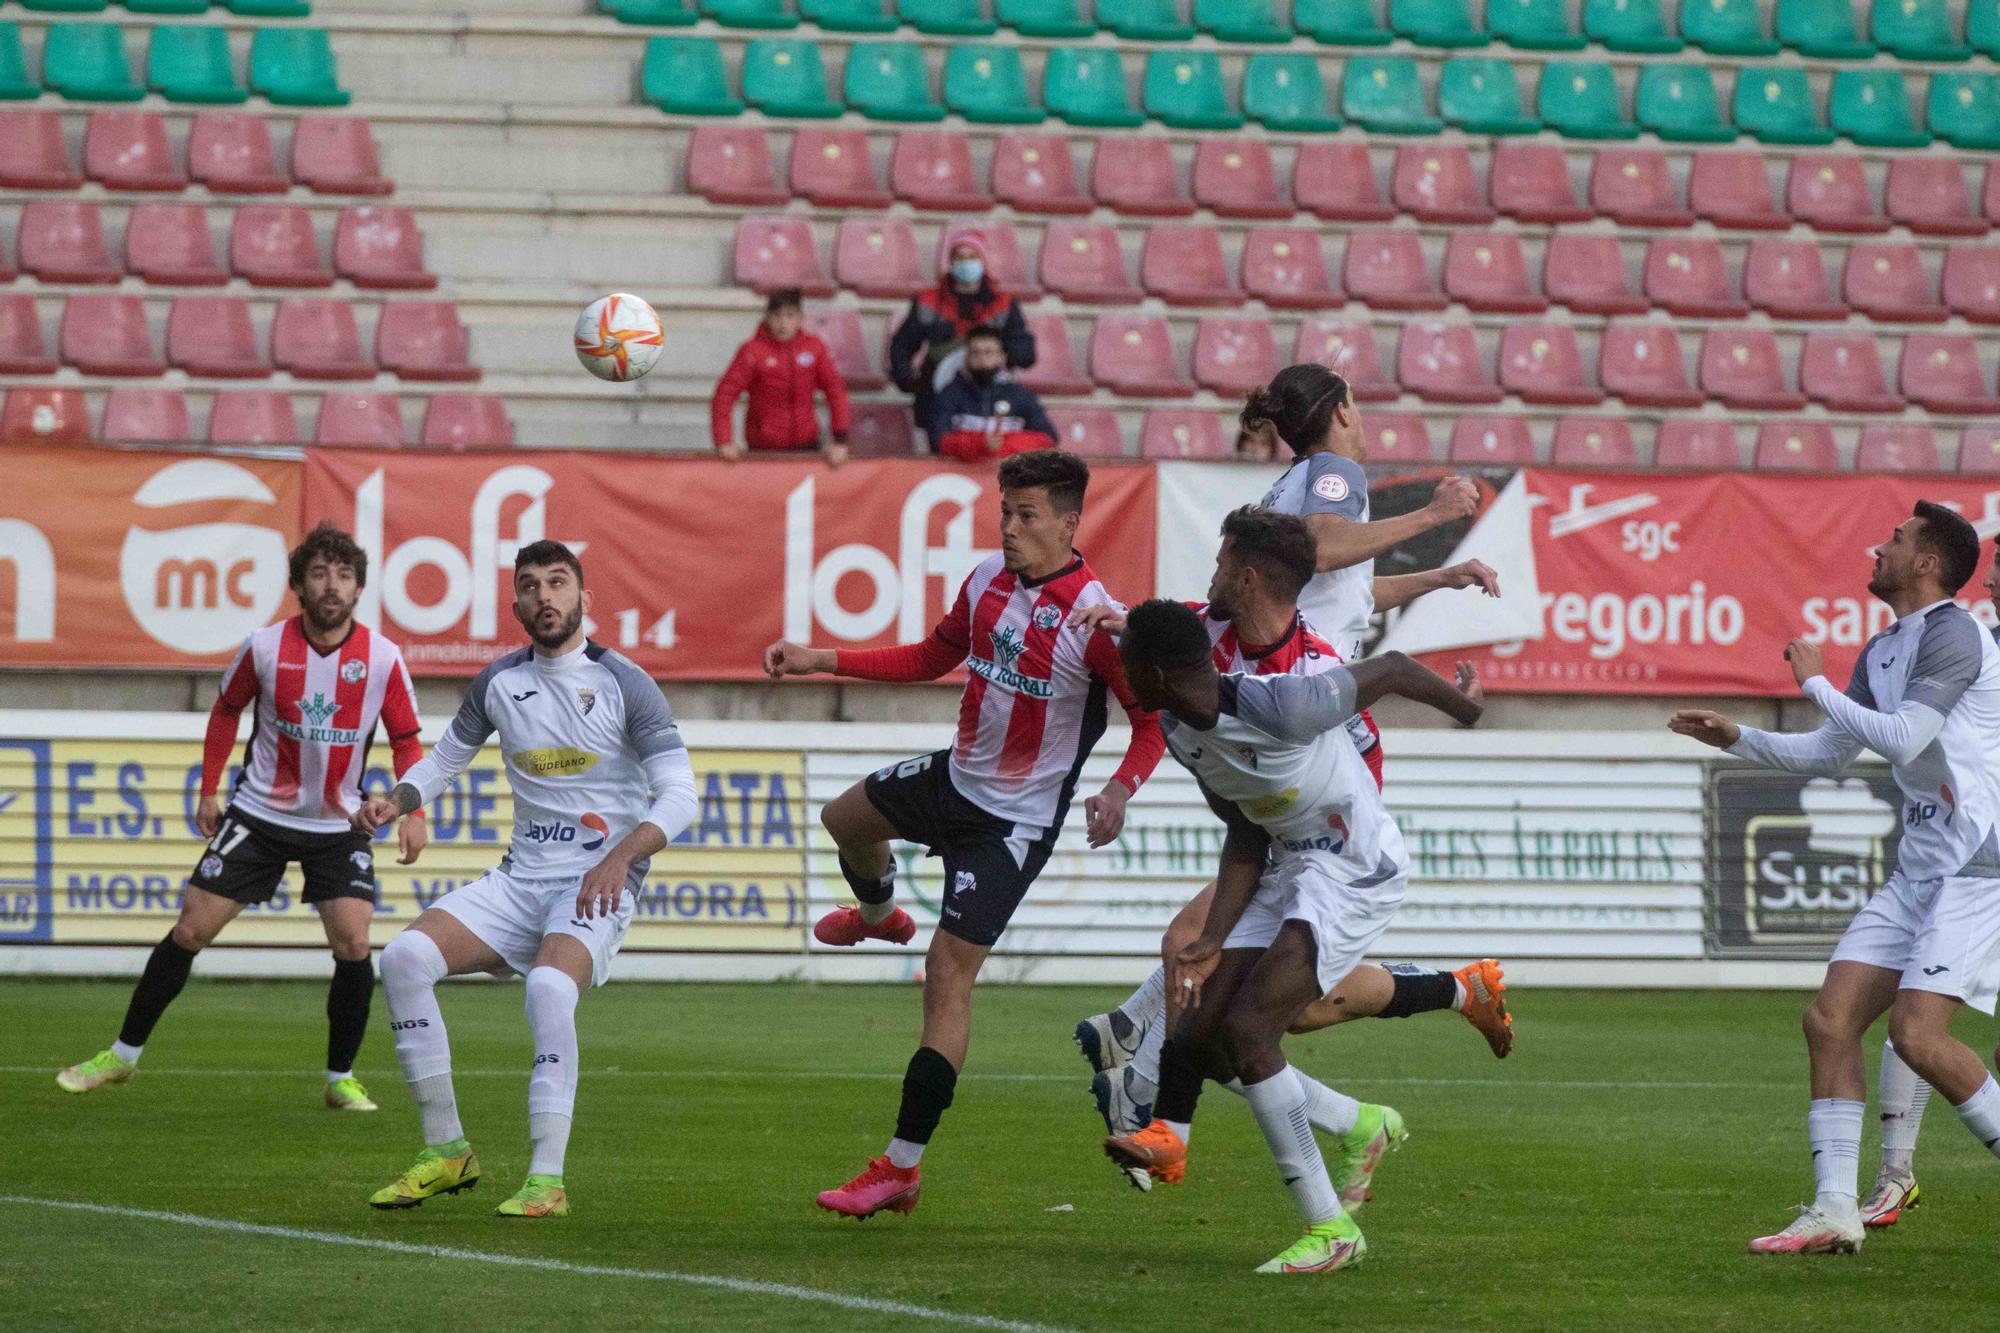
[[764, 575, 975, 684], [1224, 653, 1481, 744], [1794, 616, 1979, 768], [1299, 464, 1479, 575], [1371, 560, 1502, 613]]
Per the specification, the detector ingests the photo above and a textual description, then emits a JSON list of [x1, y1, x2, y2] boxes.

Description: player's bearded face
[[1206, 542, 1246, 621], [295, 560, 358, 634], [514, 566, 586, 648], [1867, 519, 1919, 598]]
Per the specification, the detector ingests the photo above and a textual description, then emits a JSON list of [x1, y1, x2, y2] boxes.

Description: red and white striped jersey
[[1195, 605, 1384, 790], [203, 616, 424, 834]]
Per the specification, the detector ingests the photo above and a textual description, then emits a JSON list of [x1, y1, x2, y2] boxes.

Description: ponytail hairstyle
[[1239, 363, 1351, 458]]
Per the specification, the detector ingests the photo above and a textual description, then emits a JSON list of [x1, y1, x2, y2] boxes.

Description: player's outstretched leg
[[813, 785, 915, 947], [1076, 966, 1162, 1075], [497, 962, 581, 1219], [1289, 960, 1514, 1059], [1863, 1037, 1928, 1228], [370, 929, 480, 1209]]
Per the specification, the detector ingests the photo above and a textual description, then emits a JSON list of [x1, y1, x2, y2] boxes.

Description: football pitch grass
[[7, 980, 2000, 1332]]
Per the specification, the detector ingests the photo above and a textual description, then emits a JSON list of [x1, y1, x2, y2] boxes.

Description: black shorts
[[188, 806, 377, 906], [863, 750, 1058, 947]]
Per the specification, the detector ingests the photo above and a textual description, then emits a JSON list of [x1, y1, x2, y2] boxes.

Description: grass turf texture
[[6, 981, 2000, 1331]]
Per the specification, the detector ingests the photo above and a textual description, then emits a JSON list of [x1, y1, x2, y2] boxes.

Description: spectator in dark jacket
[[887, 229, 1035, 437], [930, 328, 1058, 462], [710, 289, 851, 466]]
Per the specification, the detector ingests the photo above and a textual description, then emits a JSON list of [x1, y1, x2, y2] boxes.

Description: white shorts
[[1222, 850, 1407, 997], [432, 864, 634, 988], [1829, 869, 2000, 1015]]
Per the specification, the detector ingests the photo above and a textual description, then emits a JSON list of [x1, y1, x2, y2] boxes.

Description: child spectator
[[710, 289, 851, 466]]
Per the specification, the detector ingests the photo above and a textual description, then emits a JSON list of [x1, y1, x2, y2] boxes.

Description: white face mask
[[949, 258, 984, 285]]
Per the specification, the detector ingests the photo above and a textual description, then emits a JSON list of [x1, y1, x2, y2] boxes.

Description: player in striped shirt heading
[[58, 523, 428, 1113], [761, 449, 1167, 1219]]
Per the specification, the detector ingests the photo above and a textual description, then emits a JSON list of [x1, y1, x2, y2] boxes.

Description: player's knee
[[1885, 1009, 1944, 1071], [524, 964, 578, 1011], [169, 919, 214, 953], [381, 930, 443, 988], [1800, 998, 1843, 1047]]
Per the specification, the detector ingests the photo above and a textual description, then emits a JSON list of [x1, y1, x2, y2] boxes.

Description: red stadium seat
[[1093, 138, 1194, 217], [1744, 239, 1846, 320], [1988, 162, 2000, 225], [1800, 332, 1903, 412], [790, 128, 891, 208], [1294, 142, 1395, 223], [1090, 315, 1193, 397], [335, 207, 437, 290], [1685, 152, 1783, 232], [0, 295, 56, 376], [1551, 417, 1638, 467], [1845, 243, 1947, 322], [1490, 143, 1591, 224], [1591, 149, 1692, 227], [1398, 321, 1501, 404], [0, 109, 82, 189], [1886, 158, 1986, 237], [1140, 409, 1231, 459], [1855, 423, 1940, 473], [1543, 233, 1646, 315], [273, 299, 375, 380], [1192, 317, 1280, 395], [1752, 421, 1839, 471], [734, 216, 835, 297], [1444, 232, 1547, 314], [1344, 230, 1446, 311], [19, 202, 120, 284], [188, 113, 288, 195], [61, 294, 165, 377], [1601, 323, 1703, 408], [84, 111, 185, 192], [1499, 323, 1603, 405], [1901, 334, 2000, 413], [1449, 417, 1535, 466], [101, 388, 191, 444], [991, 134, 1090, 215], [805, 308, 887, 391], [892, 131, 993, 211], [1654, 417, 1742, 469], [833, 217, 926, 298], [1943, 246, 2000, 324], [1293, 320, 1396, 401], [848, 402, 916, 457], [126, 203, 225, 286], [0, 222, 12, 283], [1957, 424, 2000, 472], [1701, 327, 1805, 410], [1241, 229, 1340, 310], [1361, 414, 1434, 464], [1193, 139, 1290, 220], [208, 391, 299, 445], [1392, 145, 1495, 225], [292, 118, 391, 196], [934, 219, 1039, 299], [1786, 155, 1889, 234], [686, 126, 787, 206], [0, 389, 92, 444], [316, 392, 406, 447], [1040, 221, 1138, 303], [167, 295, 271, 378], [1644, 237, 1748, 317], [1017, 310, 1092, 395], [231, 206, 332, 287], [1141, 225, 1241, 307], [421, 394, 515, 449], [376, 302, 478, 383], [1049, 407, 1127, 458]]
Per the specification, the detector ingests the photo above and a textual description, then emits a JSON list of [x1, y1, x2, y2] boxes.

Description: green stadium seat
[[844, 41, 945, 121], [0, 24, 40, 99], [1974, 0, 2000, 58], [1537, 61, 1635, 138], [1682, 0, 1778, 54], [1045, 47, 1142, 127], [901, 0, 998, 35], [1490, 0, 1585, 47], [1243, 53, 1341, 132], [1145, 51, 1241, 130], [1439, 57, 1537, 134], [1636, 64, 1732, 142], [943, 44, 1043, 124], [606, 0, 699, 24], [703, 0, 798, 29], [249, 28, 348, 106], [1733, 67, 1835, 144], [1392, 0, 1489, 47], [998, 0, 1093, 36], [226, 0, 310, 15], [148, 25, 246, 103], [22, 0, 109, 13], [1196, 0, 1290, 43], [1777, 0, 1875, 57], [800, 0, 899, 31], [1930, 72, 2000, 150], [1832, 69, 1930, 147], [129, 0, 216, 15], [1343, 56, 1442, 134], [1872, 0, 1971, 61], [1584, 0, 1682, 50], [644, 36, 744, 114], [45, 23, 143, 101], [1296, 0, 1392, 43], [1098, 0, 1195, 41], [742, 38, 841, 116]]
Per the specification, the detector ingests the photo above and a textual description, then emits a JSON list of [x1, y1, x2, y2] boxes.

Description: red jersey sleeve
[[200, 639, 260, 798], [1083, 628, 1165, 797], [832, 575, 974, 682], [378, 654, 427, 811]]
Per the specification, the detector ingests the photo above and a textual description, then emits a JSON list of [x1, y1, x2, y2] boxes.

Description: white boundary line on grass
[[1, 1195, 1077, 1333]]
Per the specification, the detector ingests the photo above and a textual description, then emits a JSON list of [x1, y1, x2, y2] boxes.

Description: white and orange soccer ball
[[574, 293, 665, 382]]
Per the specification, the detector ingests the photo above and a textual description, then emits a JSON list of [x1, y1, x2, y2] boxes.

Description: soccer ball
[[574, 293, 665, 383]]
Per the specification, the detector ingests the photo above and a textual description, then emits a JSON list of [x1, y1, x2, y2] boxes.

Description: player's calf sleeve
[[1808, 1098, 1865, 1203], [1374, 964, 1458, 1020], [1131, 1008, 1168, 1086], [1220, 1069, 1360, 1136], [1878, 1038, 1932, 1169], [380, 931, 461, 1145], [1153, 1039, 1205, 1141], [116, 932, 199, 1054], [325, 957, 374, 1077], [1242, 1065, 1341, 1225], [889, 1046, 957, 1164], [1118, 966, 1168, 1028], [525, 966, 581, 1178], [1951, 1076, 2000, 1162], [839, 855, 898, 925]]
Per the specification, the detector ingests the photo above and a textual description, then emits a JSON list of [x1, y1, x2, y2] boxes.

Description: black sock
[[118, 933, 198, 1048], [1152, 1039, 1206, 1126], [326, 957, 374, 1074], [839, 855, 895, 904], [893, 1046, 957, 1145], [1376, 964, 1458, 1019]]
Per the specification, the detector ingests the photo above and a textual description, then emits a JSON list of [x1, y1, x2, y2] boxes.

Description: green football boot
[[57, 1048, 135, 1094], [368, 1141, 481, 1209], [1255, 1213, 1367, 1274], [495, 1174, 568, 1218]]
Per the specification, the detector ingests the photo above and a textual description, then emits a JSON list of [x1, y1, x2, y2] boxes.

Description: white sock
[[1242, 1064, 1342, 1225], [525, 966, 581, 1177], [111, 1039, 142, 1065], [1132, 1008, 1168, 1086], [1117, 967, 1168, 1028], [1164, 1118, 1192, 1143], [380, 931, 462, 1145], [1952, 1075, 2000, 1161], [1877, 1039, 1931, 1173], [1452, 977, 1468, 1011], [1220, 1070, 1361, 1136], [1808, 1097, 1864, 1208], [326, 1069, 347, 1083], [885, 1137, 924, 1169]]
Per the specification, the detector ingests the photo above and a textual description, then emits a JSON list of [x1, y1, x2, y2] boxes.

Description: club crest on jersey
[[576, 687, 597, 717], [1312, 473, 1350, 503], [1032, 605, 1062, 631], [339, 658, 368, 684]]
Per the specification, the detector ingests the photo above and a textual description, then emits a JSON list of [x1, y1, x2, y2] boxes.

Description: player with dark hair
[[1672, 501, 2000, 1255], [762, 448, 1165, 1219], [59, 522, 427, 1113], [929, 327, 1058, 461]]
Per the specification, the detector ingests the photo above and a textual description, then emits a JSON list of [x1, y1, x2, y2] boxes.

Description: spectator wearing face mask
[[887, 230, 1036, 436], [929, 328, 1058, 462], [710, 288, 851, 467]]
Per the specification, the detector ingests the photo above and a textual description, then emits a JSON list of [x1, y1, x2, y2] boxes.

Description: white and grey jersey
[[1264, 451, 1372, 662]]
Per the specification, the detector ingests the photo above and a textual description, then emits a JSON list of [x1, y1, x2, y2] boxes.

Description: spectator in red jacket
[[930, 329, 1057, 462], [710, 289, 851, 466]]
